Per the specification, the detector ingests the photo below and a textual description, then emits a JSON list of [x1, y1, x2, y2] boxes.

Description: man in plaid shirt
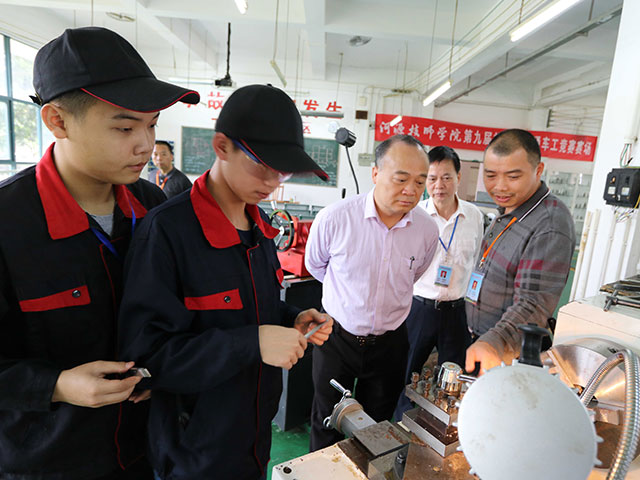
[[465, 129, 576, 373]]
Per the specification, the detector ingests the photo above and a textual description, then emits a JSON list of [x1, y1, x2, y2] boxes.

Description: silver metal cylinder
[[325, 397, 376, 437], [438, 362, 463, 396]]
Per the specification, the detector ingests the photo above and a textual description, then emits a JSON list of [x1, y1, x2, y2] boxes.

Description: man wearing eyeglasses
[[118, 84, 334, 480], [394, 146, 483, 420], [305, 135, 439, 451]]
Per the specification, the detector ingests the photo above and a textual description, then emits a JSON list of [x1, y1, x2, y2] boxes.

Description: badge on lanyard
[[465, 270, 485, 304], [434, 214, 459, 288], [435, 263, 453, 286]]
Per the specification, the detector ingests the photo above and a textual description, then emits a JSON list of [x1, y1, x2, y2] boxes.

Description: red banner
[[375, 114, 597, 162]]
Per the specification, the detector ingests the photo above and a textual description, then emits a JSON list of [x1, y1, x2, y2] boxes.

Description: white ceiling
[[0, 0, 623, 111]]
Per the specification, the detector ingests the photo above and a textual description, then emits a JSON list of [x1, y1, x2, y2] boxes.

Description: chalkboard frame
[[181, 126, 216, 175], [287, 137, 339, 187]]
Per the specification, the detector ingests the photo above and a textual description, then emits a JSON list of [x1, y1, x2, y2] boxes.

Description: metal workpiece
[[437, 362, 463, 396], [323, 378, 376, 436], [352, 421, 409, 458], [402, 407, 459, 458], [410, 371, 420, 389], [401, 436, 475, 480], [324, 397, 376, 436], [404, 385, 458, 426]]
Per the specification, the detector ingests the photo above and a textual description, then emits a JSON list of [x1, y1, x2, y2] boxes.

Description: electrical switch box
[[603, 168, 640, 208]]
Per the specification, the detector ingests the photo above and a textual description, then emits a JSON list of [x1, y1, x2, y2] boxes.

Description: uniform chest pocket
[[184, 288, 243, 310], [17, 275, 91, 312]]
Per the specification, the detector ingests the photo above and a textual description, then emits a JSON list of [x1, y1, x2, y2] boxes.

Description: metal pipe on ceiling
[[435, 4, 622, 108]]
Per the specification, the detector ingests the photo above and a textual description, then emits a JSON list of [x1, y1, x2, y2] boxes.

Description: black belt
[[413, 295, 465, 311], [334, 321, 396, 347]]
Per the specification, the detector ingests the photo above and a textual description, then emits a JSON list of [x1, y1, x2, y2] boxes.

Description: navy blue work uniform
[[118, 171, 301, 480], [0, 144, 165, 480]]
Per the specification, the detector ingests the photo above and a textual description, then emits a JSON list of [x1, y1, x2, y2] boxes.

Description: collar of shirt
[[496, 181, 550, 219], [364, 188, 414, 229], [190, 170, 278, 248], [159, 167, 176, 180], [35, 143, 147, 240], [424, 194, 467, 222]]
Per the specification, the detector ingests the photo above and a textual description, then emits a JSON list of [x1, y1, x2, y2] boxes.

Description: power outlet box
[[603, 168, 640, 207]]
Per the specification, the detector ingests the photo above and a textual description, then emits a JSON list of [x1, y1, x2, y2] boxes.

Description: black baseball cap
[[31, 27, 200, 111], [215, 84, 329, 181]]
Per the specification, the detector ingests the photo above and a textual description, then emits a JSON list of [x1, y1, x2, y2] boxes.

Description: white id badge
[[465, 271, 485, 304], [434, 264, 452, 287]]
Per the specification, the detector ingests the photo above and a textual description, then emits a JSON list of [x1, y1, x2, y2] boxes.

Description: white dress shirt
[[305, 190, 439, 336], [413, 195, 484, 301]]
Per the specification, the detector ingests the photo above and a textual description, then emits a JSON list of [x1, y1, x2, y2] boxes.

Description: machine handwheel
[[270, 209, 295, 252]]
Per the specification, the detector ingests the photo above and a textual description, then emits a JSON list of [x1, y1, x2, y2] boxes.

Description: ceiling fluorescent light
[[234, 0, 248, 14], [510, 0, 583, 42], [168, 76, 212, 85], [389, 115, 402, 127], [422, 80, 451, 106], [270, 59, 287, 88]]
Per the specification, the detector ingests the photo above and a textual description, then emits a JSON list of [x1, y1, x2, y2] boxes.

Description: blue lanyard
[[438, 214, 459, 253], [90, 199, 137, 260]]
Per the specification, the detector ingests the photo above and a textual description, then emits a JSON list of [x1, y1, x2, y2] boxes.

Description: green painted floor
[[267, 423, 312, 480], [267, 251, 580, 479]]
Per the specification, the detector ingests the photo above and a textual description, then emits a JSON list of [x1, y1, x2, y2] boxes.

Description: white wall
[[573, 0, 640, 299]]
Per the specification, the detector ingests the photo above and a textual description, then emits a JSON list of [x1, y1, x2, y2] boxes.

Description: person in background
[[149, 140, 192, 198], [464, 129, 576, 374], [0, 27, 199, 480], [394, 145, 483, 420], [305, 134, 439, 451], [118, 84, 333, 480]]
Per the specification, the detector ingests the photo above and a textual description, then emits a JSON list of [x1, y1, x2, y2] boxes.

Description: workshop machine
[[272, 277, 640, 480], [270, 209, 313, 277]]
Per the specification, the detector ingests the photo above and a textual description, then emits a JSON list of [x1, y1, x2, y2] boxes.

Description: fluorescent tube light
[[510, 0, 583, 42], [422, 80, 451, 106], [168, 76, 212, 85], [234, 0, 248, 14], [389, 115, 402, 127]]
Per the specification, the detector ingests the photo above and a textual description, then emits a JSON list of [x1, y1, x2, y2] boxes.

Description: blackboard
[[181, 127, 216, 175], [287, 137, 339, 187]]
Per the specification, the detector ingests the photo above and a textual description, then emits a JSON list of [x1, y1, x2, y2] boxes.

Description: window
[[0, 34, 49, 176], [9, 39, 36, 102], [0, 101, 9, 161], [13, 101, 39, 163], [0, 41, 6, 96]]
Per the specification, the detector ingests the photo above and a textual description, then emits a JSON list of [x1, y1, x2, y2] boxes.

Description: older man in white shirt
[[305, 135, 439, 450], [394, 145, 484, 419]]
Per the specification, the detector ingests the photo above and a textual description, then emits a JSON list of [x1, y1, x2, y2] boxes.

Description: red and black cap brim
[[81, 76, 200, 113], [239, 138, 329, 182]]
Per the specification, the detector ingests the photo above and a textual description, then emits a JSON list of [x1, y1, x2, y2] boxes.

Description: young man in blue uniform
[[0, 27, 199, 480], [118, 84, 334, 480]]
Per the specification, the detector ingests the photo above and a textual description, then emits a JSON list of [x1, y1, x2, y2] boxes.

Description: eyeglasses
[[231, 139, 293, 183]]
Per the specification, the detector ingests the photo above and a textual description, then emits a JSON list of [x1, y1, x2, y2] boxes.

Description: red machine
[[270, 209, 313, 277]]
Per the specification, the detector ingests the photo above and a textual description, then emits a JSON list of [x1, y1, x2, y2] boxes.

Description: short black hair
[[375, 135, 427, 168], [49, 89, 100, 118], [486, 129, 541, 166], [428, 145, 461, 173], [155, 140, 173, 155]]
